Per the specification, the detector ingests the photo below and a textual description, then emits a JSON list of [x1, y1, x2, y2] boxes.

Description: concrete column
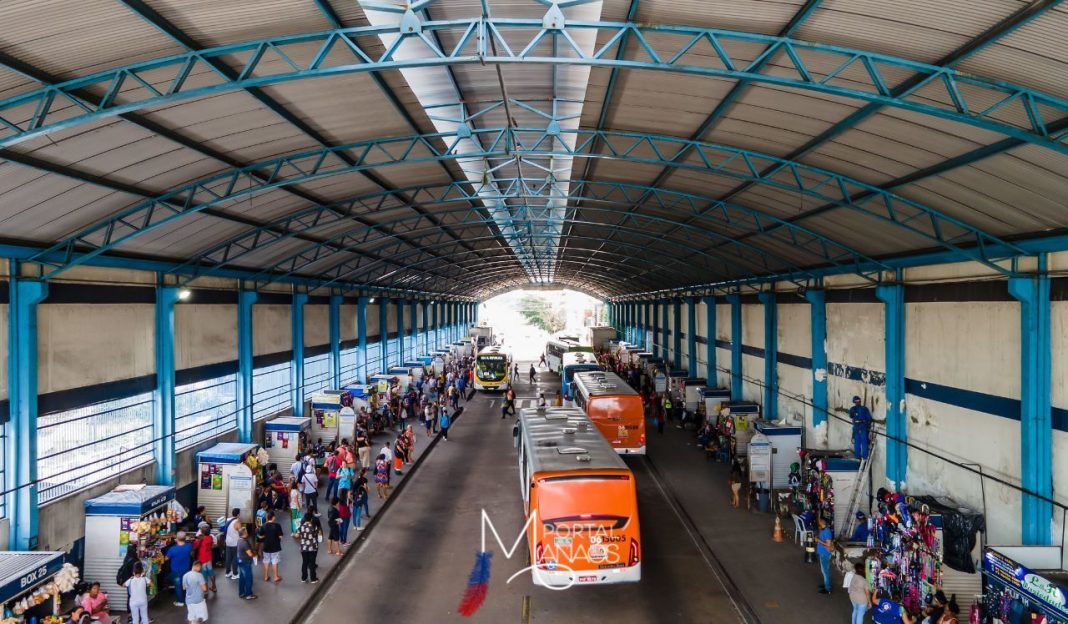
[[421, 301, 430, 356], [357, 296, 368, 383], [643, 302, 650, 351], [727, 294, 743, 399], [805, 289, 828, 429], [703, 296, 716, 386], [379, 297, 390, 373], [875, 279, 907, 487], [672, 299, 682, 370], [661, 301, 670, 362], [153, 284, 179, 487], [291, 293, 308, 416], [329, 295, 341, 389], [409, 299, 418, 361], [1009, 260, 1053, 545], [686, 297, 698, 377], [396, 299, 406, 368], [236, 290, 257, 443], [6, 266, 47, 550], [758, 291, 778, 420], [433, 302, 441, 348], [651, 301, 659, 357]]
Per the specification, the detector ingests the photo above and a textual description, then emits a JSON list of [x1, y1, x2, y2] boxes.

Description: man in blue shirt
[[165, 531, 194, 606], [815, 516, 834, 594], [850, 511, 870, 543], [849, 396, 873, 459], [871, 589, 916, 623]]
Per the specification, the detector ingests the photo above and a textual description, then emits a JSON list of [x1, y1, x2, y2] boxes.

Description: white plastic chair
[[792, 513, 812, 546]]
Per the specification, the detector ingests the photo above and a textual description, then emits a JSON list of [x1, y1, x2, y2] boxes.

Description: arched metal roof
[[1, 0, 1067, 299]]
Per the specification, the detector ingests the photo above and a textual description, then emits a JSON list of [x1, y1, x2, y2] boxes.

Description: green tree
[[518, 295, 567, 334]]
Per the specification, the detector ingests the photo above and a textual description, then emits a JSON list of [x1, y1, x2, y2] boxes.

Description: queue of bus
[[504, 335, 649, 589]]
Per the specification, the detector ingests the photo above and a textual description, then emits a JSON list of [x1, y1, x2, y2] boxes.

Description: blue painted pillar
[[661, 301, 670, 362], [629, 302, 636, 344], [686, 297, 698, 377], [727, 294, 743, 399], [329, 294, 341, 389], [409, 299, 418, 361], [805, 289, 828, 429], [421, 301, 429, 356], [396, 299, 406, 367], [651, 301, 659, 356], [758, 291, 778, 419], [703, 296, 717, 386], [673, 300, 682, 368], [153, 284, 178, 488], [357, 296, 368, 383], [379, 297, 390, 372], [291, 292, 308, 416], [6, 267, 47, 550], [644, 302, 651, 351], [875, 279, 907, 487], [1009, 260, 1053, 545], [433, 302, 441, 348], [236, 290, 257, 443], [606, 302, 614, 332]]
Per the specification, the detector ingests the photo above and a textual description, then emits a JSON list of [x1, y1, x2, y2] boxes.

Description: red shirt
[[194, 535, 214, 564]]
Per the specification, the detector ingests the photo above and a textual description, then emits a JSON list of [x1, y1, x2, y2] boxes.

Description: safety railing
[[175, 375, 238, 451], [37, 393, 155, 504], [252, 361, 291, 421]]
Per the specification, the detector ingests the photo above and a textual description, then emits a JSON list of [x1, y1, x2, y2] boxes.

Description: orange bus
[[571, 371, 647, 455], [515, 407, 642, 587]]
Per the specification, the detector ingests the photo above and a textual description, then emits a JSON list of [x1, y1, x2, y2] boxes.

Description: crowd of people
[[102, 356, 478, 624]]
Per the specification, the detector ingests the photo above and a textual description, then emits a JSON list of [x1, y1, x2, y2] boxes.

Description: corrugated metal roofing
[[0, 0, 1066, 297]]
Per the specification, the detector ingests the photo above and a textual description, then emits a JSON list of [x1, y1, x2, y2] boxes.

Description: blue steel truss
[[0, 19, 1067, 156], [173, 179, 889, 285], [26, 126, 1025, 281]]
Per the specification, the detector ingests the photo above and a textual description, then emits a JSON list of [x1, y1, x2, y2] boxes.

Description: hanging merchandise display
[[980, 547, 1066, 624], [0, 551, 69, 624], [856, 490, 986, 621], [789, 450, 859, 536], [83, 484, 178, 611]]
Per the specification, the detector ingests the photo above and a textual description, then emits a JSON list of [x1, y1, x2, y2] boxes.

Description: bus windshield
[[476, 356, 508, 381]]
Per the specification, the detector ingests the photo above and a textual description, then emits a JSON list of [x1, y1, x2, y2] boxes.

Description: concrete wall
[[741, 302, 763, 404], [778, 301, 812, 429], [304, 304, 329, 347], [715, 303, 730, 389], [674, 274, 1067, 563], [39, 304, 154, 394], [341, 304, 357, 342], [254, 304, 291, 356], [176, 304, 237, 370]]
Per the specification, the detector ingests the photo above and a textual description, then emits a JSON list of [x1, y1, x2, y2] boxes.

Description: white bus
[[544, 336, 594, 374]]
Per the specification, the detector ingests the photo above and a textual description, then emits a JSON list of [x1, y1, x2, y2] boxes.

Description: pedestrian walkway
[[145, 425, 438, 624], [645, 418, 853, 623]]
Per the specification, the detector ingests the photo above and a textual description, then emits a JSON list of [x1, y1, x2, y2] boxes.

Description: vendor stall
[[387, 366, 412, 392], [721, 402, 760, 458], [667, 369, 688, 394], [402, 361, 426, 381], [196, 442, 261, 523], [787, 450, 854, 534], [263, 416, 310, 468], [981, 546, 1066, 624], [700, 388, 731, 425], [754, 421, 802, 489], [309, 390, 343, 443], [0, 551, 71, 624], [84, 485, 175, 612], [683, 378, 707, 411], [850, 490, 987, 621], [369, 374, 393, 404]]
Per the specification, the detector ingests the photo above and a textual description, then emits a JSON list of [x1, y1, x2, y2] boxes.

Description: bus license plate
[[578, 575, 597, 583]]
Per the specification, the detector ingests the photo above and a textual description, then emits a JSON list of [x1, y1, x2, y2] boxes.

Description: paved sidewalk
[[646, 420, 853, 623]]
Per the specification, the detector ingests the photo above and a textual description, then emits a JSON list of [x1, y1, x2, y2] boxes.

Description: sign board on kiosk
[[748, 433, 772, 483], [227, 464, 256, 522], [983, 547, 1067, 621]]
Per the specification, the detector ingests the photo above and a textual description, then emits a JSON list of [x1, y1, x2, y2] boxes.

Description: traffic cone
[[773, 516, 784, 542]]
